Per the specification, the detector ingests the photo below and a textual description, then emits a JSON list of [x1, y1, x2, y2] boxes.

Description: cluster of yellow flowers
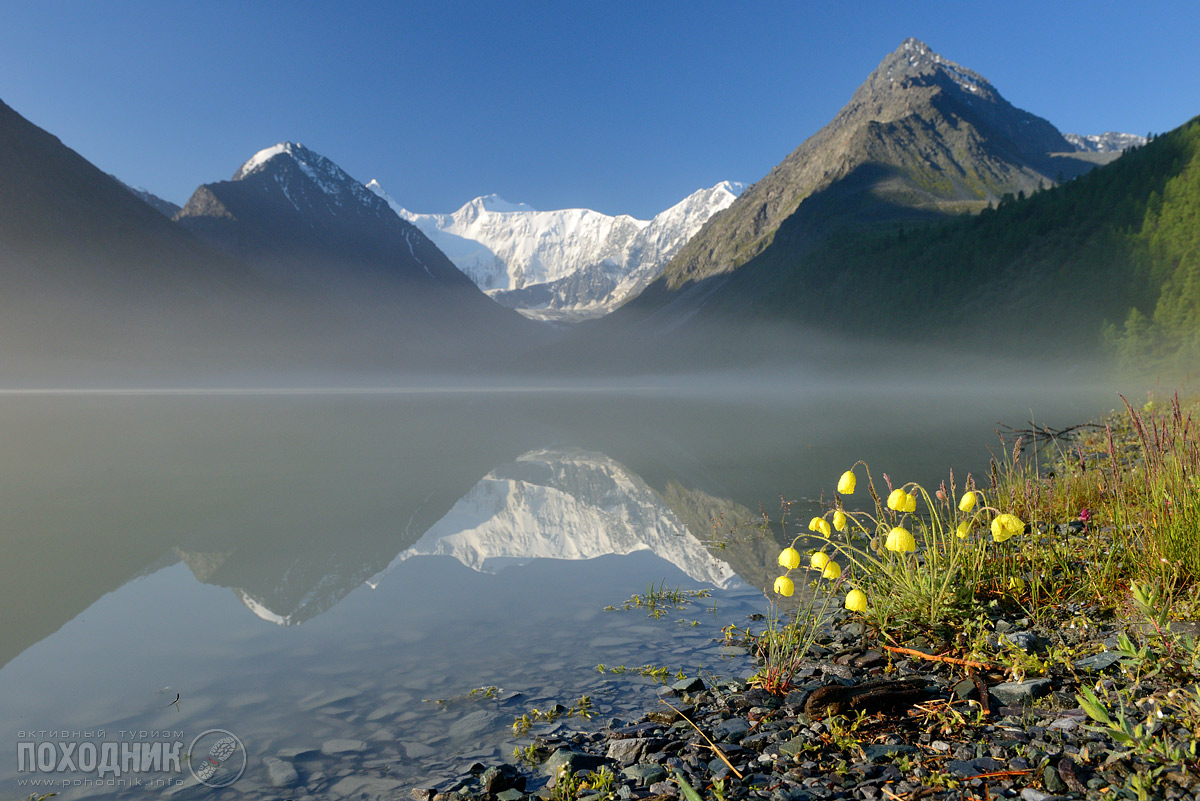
[[772, 466, 1028, 616]]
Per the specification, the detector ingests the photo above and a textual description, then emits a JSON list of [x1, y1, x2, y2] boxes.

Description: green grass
[[769, 390, 1200, 647]]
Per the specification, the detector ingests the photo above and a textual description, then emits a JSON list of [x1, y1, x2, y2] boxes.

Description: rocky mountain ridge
[[654, 37, 1103, 290]]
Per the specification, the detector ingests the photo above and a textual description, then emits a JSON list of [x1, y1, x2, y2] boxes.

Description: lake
[[0, 370, 1121, 797]]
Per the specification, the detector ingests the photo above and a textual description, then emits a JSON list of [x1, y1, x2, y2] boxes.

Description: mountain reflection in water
[[0, 380, 1116, 797]]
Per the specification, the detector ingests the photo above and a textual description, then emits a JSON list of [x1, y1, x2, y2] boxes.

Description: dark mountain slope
[[176, 143, 539, 350], [685, 116, 1200, 360]]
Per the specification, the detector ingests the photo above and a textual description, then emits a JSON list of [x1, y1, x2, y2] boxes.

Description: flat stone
[[263, 756, 299, 787], [622, 762, 668, 787], [402, 741, 436, 759], [448, 710, 495, 739], [672, 677, 705, 693], [946, 757, 1004, 777], [863, 744, 919, 763], [1003, 631, 1041, 653], [1020, 789, 1061, 801], [606, 737, 656, 766], [541, 748, 610, 776], [711, 646, 748, 657], [713, 716, 752, 742], [777, 736, 811, 757], [991, 679, 1052, 706], [277, 747, 320, 760], [321, 739, 368, 755], [1073, 651, 1123, 673], [495, 791, 525, 801], [328, 776, 405, 799], [953, 678, 977, 700]]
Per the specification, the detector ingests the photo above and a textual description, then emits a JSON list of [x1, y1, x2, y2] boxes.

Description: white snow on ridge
[[235, 142, 378, 209], [1063, 132, 1146, 153], [367, 180, 743, 317]]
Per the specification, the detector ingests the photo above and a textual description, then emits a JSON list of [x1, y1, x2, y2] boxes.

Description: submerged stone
[[263, 756, 299, 787], [321, 738, 368, 755]]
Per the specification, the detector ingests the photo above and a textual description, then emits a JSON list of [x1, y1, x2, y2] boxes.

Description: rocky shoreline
[[424, 605, 1200, 801]]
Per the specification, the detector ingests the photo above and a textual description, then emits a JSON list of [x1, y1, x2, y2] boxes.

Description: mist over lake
[[0, 363, 1125, 795]]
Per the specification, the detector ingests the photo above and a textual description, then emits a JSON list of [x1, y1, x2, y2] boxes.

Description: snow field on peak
[[367, 179, 743, 313]]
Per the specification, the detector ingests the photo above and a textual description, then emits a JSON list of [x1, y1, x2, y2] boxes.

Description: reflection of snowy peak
[[366, 182, 742, 320], [391, 448, 736, 587]]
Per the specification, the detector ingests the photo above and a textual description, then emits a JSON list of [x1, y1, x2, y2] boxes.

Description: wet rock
[[263, 756, 299, 787], [541, 748, 610, 776], [278, 746, 322, 761], [481, 764, 525, 794], [321, 739, 368, 755], [328, 775, 405, 799], [672, 677, 705, 693], [605, 737, 659, 766], [449, 710, 496, 740], [402, 741, 437, 758]]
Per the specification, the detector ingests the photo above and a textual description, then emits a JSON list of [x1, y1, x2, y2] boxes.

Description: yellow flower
[[955, 521, 971, 539], [1008, 576, 1026, 593], [778, 547, 801, 570], [773, 576, 794, 597], [822, 561, 842, 580], [833, 510, 847, 532], [810, 551, 830, 570], [885, 526, 916, 553], [886, 489, 907, 511], [844, 589, 867, 612], [958, 491, 977, 512], [904, 493, 916, 513], [990, 513, 1024, 543], [837, 470, 856, 495], [808, 516, 831, 537]]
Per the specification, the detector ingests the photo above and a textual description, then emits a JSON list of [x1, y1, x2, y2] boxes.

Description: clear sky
[[1, 1, 1196, 219]]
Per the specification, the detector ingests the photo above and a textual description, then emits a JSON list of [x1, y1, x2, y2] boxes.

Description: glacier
[[367, 180, 743, 321]]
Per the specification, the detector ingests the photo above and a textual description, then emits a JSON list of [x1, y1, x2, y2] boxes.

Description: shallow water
[[0, 375, 1120, 797]]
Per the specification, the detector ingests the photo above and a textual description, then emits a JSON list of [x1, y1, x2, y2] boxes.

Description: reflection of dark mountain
[[0, 397, 540, 665], [657, 480, 789, 596]]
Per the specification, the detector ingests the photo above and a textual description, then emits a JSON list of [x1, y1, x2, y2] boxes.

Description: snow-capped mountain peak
[[473, 193, 535, 214], [1063, 132, 1147, 153], [369, 180, 743, 320], [233, 142, 377, 208]]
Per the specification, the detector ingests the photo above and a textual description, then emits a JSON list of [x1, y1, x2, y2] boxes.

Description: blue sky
[[1, 1, 1196, 219]]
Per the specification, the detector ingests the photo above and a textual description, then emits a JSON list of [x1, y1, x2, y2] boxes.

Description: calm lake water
[[0, 372, 1121, 797]]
